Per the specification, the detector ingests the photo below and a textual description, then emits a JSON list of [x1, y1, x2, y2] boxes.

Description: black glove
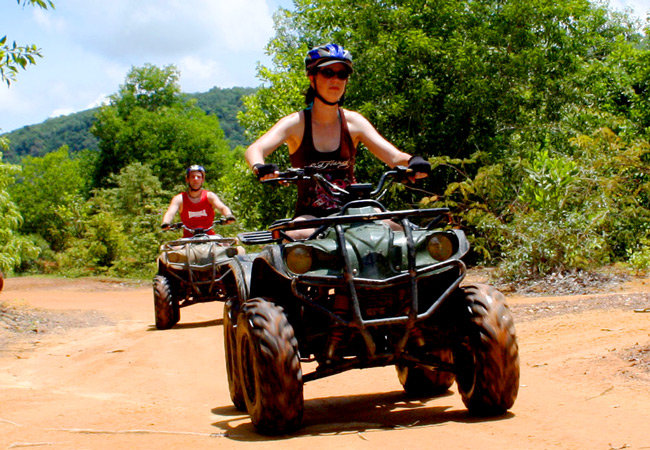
[[253, 163, 279, 180], [224, 214, 236, 224], [407, 155, 431, 176], [161, 222, 171, 231]]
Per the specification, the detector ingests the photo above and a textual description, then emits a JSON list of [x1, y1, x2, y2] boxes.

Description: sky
[[1, 0, 293, 133], [1, 0, 648, 134]]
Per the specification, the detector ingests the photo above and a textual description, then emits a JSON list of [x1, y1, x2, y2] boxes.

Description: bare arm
[[161, 194, 183, 225], [344, 110, 412, 167], [207, 192, 232, 218], [244, 112, 303, 180]]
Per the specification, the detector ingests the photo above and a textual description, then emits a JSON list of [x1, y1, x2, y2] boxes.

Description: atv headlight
[[427, 234, 454, 261], [285, 245, 313, 274]]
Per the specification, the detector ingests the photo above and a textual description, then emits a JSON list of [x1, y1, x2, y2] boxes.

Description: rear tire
[[397, 349, 455, 397], [237, 298, 303, 434], [153, 275, 180, 330], [453, 284, 519, 415]]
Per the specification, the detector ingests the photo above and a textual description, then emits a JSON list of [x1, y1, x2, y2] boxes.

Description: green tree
[[1, 0, 55, 87], [10, 146, 89, 251], [56, 163, 170, 277], [0, 153, 39, 274], [234, 0, 648, 278], [250, 0, 641, 161], [91, 64, 233, 189]]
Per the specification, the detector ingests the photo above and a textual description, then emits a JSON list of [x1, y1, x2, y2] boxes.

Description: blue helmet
[[305, 43, 353, 73], [186, 165, 206, 178]]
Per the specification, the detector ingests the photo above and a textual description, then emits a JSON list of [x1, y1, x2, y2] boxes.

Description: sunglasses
[[319, 68, 351, 80]]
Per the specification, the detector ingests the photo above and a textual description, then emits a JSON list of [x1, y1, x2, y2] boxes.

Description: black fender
[[249, 245, 293, 306]]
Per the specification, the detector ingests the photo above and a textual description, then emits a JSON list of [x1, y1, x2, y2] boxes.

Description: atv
[[222, 167, 519, 434], [153, 218, 240, 330]]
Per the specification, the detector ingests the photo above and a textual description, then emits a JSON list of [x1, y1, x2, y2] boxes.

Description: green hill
[[1, 86, 257, 163], [2, 109, 99, 163], [186, 86, 257, 149]]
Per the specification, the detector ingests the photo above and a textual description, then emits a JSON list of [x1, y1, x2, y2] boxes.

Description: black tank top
[[290, 108, 357, 217]]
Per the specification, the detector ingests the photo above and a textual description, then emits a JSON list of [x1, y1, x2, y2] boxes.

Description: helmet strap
[[316, 92, 341, 106], [187, 181, 203, 196], [313, 78, 345, 106]]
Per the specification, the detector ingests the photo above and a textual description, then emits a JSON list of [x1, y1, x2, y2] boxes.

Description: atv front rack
[[297, 220, 466, 366], [159, 236, 239, 299], [238, 204, 451, 245]]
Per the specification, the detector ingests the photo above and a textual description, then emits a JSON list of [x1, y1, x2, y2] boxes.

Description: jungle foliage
[[2, 64, 243, 277], [225, 0, 650, 280], [1, 0, 649, 281]]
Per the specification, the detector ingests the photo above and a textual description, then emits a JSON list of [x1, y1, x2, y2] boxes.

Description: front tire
[[223, 260, 249, 411], [224, 300, 246, 411], [453, 284, 519, 415], [237, 298, 303, 434], [153, 275, 180, 330]]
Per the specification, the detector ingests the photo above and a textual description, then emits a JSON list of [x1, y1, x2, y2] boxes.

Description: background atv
[[153, 219, 240, 330], [223, 167, 520, 434]]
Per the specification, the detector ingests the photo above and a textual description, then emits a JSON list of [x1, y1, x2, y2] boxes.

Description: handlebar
[[262, 166, 415, 204], [162, 216, 233, 235]]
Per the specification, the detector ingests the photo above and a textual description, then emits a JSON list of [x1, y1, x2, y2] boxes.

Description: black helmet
[[186, 165, 206, 178], [305, 43, 353, 73]]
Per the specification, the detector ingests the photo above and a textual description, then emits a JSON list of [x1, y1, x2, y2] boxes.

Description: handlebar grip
[[278, 168, 305, 178], [261, 168, 307, 183]]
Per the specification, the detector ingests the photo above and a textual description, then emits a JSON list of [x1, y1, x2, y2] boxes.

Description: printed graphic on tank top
[[180, 191, 216, 237], [290, 108, 357, 217]]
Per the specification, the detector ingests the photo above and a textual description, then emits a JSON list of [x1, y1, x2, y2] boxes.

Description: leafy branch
[[1, 0, 55, 87]]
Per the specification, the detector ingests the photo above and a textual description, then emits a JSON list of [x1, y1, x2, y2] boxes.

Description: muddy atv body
[[222, 168, 520, 434], [153, 220, 239, 329]]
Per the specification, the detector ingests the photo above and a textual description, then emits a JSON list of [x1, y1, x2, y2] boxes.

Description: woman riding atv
[[244, 43, 431, 240]]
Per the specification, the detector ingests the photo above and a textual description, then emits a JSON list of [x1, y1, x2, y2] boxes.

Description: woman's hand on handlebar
[[253, 163, 279, 181], [406, 155, 431, 183]]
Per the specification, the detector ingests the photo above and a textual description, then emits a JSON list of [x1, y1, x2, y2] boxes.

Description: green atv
[[153, 219, 239, 329], [222, 167, 519, 434]]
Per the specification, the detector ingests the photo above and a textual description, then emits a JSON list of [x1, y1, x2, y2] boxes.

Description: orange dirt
[[1, 274, 649, 449]]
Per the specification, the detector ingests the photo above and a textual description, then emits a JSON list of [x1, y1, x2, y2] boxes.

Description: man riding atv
[[162, 164, 235, 236], [153, 165, 240, 330]]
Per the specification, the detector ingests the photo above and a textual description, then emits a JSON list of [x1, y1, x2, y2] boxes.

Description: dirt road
[[1, 275, 650, 450]]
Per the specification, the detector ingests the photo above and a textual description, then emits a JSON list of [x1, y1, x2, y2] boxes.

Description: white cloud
[[57, 0, 274, 60], [49, 107, 75, 118], [178, 56, 226, 93], [85, 94, 110, 110], [32, 7, 65, 32], [206, 1, 275, 51], [609, 0, 649, 22], [0, 87, 34, 118]]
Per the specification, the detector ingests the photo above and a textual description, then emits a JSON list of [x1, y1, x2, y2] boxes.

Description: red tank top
[[290, 108, 357, 217], [180, 191, 216, 238]]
